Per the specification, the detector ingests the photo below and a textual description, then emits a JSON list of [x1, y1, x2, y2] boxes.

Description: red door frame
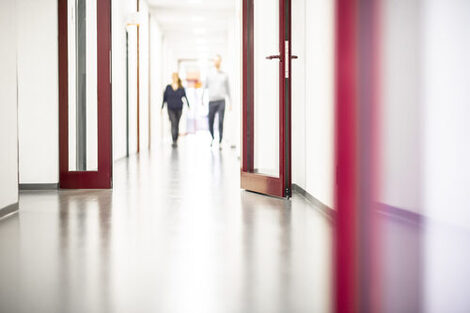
[[58, 0, 112, 189], [241, 0, 292, 198]]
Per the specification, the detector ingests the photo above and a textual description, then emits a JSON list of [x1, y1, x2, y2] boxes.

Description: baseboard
[[114, 154, 130, 163], [292, 184, 336, 221], [376, 202, 422, 225], [0, 202, 19, 220], [19, 183, 59, 191], [291, 185, 423, 226]]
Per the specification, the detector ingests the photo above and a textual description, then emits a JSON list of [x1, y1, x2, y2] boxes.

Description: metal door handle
[[266, 55, 297, 60]]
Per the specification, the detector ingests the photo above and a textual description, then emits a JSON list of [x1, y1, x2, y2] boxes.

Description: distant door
[[241, 0, 292, 197], [58, 0, 112, 188]]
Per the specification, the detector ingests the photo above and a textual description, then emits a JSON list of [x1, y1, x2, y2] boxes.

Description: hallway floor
[[0, 135, 333, 313], [1, 134, 470, 312]]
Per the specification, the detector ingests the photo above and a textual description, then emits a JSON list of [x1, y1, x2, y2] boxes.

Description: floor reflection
[[0, 135, 334, 313], [57, 190, 113, 313], [377, 207, 422, 313], [240, 193, 293, 313], [5, 134, 469, 312]]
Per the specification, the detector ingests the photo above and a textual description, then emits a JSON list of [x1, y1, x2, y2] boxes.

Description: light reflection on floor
[[0, 134, 469, 312], [0, 135, 332, 313]]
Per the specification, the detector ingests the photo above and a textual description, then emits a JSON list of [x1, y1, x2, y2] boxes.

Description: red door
[[241, 0, 292, 197], [58, 0, 112, 189]]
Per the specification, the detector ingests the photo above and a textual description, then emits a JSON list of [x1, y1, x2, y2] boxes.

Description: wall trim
[[0, 202, 19, 220], [292, 185, 423, 226], [19, 183, 59, 190], [376, 202, 422, 225], [292, 184, 336, 221]]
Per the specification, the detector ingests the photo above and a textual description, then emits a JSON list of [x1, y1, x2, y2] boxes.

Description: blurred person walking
[[162, 73, 190, 148], [205, 55, 231, 148]]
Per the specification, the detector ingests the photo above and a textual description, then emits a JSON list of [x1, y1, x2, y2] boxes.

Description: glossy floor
[[0, 135, 333, 313], [1, 135, 470, 313]]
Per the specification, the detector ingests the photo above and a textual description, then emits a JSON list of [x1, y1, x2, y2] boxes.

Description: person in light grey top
[[205, 55, 231, 147]]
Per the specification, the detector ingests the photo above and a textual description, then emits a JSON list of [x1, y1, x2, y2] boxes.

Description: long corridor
[[0, 135, 333, 313]]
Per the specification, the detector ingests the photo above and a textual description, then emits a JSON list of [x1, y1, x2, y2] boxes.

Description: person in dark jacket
[[162, 73, 190, 147]]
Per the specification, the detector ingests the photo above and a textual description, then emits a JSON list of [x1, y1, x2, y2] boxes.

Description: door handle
[[266, 55, 297, 60]]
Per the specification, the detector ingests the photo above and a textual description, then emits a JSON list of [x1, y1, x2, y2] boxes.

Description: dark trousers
[[168, 109, 182, 143], [208, 100, 226, 142]]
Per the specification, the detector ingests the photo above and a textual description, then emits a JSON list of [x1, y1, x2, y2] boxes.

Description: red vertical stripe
[[335, 0, 359, 311], [335, 0, 382, 312]]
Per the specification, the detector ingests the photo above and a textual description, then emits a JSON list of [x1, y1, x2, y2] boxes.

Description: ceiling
[[149, 0, 236, 60]]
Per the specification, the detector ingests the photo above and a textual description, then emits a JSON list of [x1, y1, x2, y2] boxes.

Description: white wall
[[421, 0, 470, 229], [139, 1, 151, 152], [292, 0, 335, 208], [149, 16, 164, 147], [17, 0, 59, 184], [113, 0, 156, 160], [0, 0, 19, 209], [378, 0, 470, 227], [127, 26, 139, 154], [379, 0, 421, 213], [112, 0, 132, 160], [226, 8, 242, 153], [113, 0, 137, 160], [291, 0, 306, 189], [421, 3, 470, 311]]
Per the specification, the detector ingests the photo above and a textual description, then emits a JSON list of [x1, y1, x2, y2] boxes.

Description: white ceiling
[[149, 0, 236, 59]]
